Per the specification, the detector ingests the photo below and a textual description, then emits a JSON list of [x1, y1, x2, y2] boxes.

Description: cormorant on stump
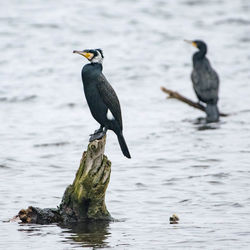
[[185, 40, 220, 123], [73, 48, 131, 158]]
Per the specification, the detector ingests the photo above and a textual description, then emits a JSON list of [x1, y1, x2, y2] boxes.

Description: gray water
[[1, 0, 250, 249]]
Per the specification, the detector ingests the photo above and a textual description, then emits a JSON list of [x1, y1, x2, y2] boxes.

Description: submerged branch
[[161, 86, 228, 117]]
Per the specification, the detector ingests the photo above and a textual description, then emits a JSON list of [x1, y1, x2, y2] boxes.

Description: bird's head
[[73, 49, 104, 64], [184, 40, 207, 52]]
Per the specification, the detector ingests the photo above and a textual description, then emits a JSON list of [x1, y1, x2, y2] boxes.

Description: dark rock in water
[[18, 207, 61, 224]]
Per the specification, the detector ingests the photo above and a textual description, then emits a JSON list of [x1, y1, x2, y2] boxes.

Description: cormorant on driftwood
[[73, 49, 131, 158], [185, 40, 220, 123]]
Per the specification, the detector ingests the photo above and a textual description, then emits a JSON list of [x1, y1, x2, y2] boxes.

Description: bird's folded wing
[[202, 69, 219, 101], [192, 69, 219, 102], [96, 74, 123, 129]]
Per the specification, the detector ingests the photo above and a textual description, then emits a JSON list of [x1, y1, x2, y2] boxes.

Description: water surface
[[1, 0, 250, 249]]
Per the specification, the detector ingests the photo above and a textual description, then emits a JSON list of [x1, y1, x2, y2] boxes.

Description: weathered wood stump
[[18, 136, 112, 224]]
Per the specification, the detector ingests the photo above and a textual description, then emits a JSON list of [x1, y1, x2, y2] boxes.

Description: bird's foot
[[89, 127, 104, 137], [94, 127, 104, 134], [89, 131, 106, 142]]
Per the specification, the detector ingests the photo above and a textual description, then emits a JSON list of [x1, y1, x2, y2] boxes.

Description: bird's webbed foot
[[89, 126, 104, 137], [89, 127, 107, 142], [94, 126, 104, 134]]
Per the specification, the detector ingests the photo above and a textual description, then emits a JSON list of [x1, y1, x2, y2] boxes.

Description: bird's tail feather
[[206, 104, 219, 123], [117, 133, 131, 158]]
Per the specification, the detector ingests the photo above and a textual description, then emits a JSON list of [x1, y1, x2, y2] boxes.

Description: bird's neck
[[90, 62, 103, 71], [194, 47, 207, 59], [193, 48, 207, 66]]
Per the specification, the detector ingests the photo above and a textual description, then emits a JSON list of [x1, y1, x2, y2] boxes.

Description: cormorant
[[73, 48, 131, 158], [185, 40, 220, 123]]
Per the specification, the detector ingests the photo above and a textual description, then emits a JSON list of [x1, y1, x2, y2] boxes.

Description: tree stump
[[17, 136, 112, 224]]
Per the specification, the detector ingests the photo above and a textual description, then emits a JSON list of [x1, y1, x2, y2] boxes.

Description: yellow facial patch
[[192, 42, 197, 48], [82, 52, 94, 60]]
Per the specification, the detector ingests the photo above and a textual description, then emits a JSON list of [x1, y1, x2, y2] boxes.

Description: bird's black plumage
[[73, 49, 131, 158], [186, 40, 220, 123]]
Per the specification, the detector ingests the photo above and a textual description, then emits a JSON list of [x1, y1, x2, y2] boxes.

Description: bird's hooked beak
[[73, 50, 94, 60], [184, 40, 197, 48]]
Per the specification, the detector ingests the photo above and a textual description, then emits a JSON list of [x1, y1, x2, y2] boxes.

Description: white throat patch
[[92, 50, 103, 64]]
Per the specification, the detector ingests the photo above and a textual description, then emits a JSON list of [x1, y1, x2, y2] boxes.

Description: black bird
[[185, 40, 220, 123], [73, 48, 131, 158]]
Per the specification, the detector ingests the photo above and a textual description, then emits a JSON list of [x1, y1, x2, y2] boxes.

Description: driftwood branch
[[161, 86, 228, 117], [17, 135, 112, 224]]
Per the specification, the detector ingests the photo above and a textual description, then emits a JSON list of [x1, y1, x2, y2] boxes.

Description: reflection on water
[[62, 221, 111, 248], [184, 117, 222, 130], [195, 122, 221, 131], [15, 221, 111, 249], [196, 124, 219, 131]]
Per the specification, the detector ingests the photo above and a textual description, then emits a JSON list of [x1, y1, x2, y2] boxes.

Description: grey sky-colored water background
[[1, 0, 250, 249]]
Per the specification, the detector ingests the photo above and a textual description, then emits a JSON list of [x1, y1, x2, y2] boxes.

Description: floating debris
[[169, 214, 179, 224]]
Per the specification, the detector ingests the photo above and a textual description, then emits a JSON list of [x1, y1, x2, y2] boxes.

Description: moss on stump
[[18, 136, 112, 224]]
